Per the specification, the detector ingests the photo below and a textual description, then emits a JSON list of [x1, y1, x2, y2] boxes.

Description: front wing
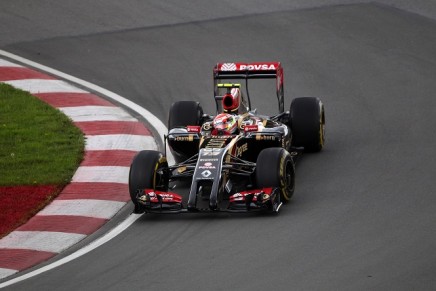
[[135, 187, 282, 214]]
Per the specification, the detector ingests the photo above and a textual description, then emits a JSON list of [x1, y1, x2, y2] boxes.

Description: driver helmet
[[213, 113, 238, 134], [222, 88, 241, 113]]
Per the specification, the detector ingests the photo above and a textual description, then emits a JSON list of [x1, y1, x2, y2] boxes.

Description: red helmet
[[222, 88, 241, 113], [212, 113, 238, 134]]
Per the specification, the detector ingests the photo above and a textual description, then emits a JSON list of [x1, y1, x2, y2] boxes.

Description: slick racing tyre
[[168, 101, 203, 130], [168, 101, 204, 163], [256, 148, 295, 203], [290, 97, 325, 152], [129, 150, 168, 212]]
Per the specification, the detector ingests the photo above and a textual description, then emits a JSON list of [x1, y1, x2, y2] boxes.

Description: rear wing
[[213, 62, 284, 113]]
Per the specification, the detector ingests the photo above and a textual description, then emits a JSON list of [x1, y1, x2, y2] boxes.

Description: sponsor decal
[[201, 151, 221, 156], [140, 191, 179, 202], [229, 191, 270, 202], [219, 63, 277, 71], [199, 158, 219, 162], [221, 63, 237, 71], [175, 135, 194, 141], [199, 162, 216, 169], [187, 126, 201, 133], [158, 193, 175, 198], [255, 135, 276, 141], [283, 139, 290, 149], [202, 122, 212, 130], [231, 193, 244, 201], [236, 143, 248, 157], [201, 170, 212, 178], [240, 64, 276, 71], [244, 125, 258, 132]]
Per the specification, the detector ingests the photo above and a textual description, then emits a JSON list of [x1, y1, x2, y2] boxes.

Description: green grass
[[0, 83, 84, 186]]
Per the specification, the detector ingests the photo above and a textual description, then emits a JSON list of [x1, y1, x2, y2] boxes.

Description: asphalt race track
[[1, 1, 436, 290]]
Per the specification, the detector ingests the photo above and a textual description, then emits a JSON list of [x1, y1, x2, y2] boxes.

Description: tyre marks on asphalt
[[0, 58, 154, 279]]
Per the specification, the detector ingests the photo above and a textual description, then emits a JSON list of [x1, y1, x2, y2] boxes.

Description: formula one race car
[[129, 62, 325, 214]]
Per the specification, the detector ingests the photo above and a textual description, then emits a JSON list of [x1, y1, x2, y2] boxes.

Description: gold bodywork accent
[[206, 138, 226, 148]]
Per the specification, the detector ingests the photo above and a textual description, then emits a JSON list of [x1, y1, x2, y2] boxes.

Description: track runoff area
[[0, 50, 172, 287]]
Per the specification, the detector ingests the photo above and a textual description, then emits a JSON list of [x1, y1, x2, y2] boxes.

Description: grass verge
[[0, 83, 85, 238]]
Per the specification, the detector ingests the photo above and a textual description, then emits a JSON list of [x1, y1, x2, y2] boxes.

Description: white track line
[[0, 214, 142, 288], [0, 49, 174, 287], [0, 59, 22, 67]]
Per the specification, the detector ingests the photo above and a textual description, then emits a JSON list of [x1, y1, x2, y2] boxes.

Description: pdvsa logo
[[240, 64, 276, 70], [221, 63, 237, 71]]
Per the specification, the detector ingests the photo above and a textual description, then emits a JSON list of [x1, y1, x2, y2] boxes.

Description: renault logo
[[201, 170, 212, 178]]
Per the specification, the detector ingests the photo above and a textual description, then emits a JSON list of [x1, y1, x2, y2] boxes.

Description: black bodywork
[[164, 116, 296, 212], [131, 62, 323, 214]]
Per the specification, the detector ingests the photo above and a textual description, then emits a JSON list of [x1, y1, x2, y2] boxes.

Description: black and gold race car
[[129, 62, 325, 213]]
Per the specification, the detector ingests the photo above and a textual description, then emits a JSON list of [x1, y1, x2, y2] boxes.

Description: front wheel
[[256, 148, 295, 203], [128, 150, 168, 211]]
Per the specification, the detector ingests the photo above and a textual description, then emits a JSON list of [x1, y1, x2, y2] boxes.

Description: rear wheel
[[168, 101, 203, 130], [128, 150, 168, 212], [256, 148, 295, 203], [168, 101, 204, 163], [290, 97, 325, 152]]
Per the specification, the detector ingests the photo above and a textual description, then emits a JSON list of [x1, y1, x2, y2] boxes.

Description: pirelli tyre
[[168, 101, 204, 130], [256, 148, 295, 203], [290, 97, 325, 152], [168, 101, 204, 163], [128, 150, 168, 212]]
